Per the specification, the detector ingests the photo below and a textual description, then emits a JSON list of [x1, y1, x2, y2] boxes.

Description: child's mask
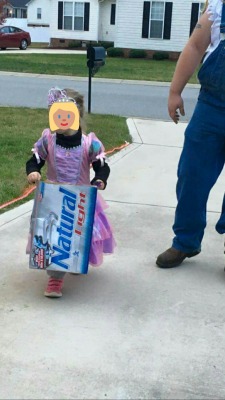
[[49, 100, 80, 132]]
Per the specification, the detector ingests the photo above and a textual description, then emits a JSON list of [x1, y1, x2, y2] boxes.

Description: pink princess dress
[[32, 128, 116, 266]]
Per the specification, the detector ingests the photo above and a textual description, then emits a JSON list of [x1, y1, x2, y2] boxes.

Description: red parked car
[[0, 26, 31, 50]]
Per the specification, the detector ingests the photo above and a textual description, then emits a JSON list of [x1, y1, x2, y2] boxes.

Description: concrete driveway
[[1, 118, 225, 399]]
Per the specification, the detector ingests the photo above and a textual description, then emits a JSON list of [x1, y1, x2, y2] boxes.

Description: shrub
[[89, 42, 101, 47], [68, 40, 82, 49], [128, 49, 147, 59], [86, 41, 114, 50], [107, 47, 124, 57], [152, 51, 169, 60], [99, 41, 114, 49]]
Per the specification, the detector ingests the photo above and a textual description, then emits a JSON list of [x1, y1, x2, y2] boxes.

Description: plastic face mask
[[49, 101, 80, 132]]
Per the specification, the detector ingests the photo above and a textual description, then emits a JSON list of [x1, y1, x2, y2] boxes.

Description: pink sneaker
[[44, 278, 64, 298]]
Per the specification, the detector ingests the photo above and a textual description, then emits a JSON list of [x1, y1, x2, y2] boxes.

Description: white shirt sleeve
[[206, 0, 222, 22], [202, 0, 223, 61]]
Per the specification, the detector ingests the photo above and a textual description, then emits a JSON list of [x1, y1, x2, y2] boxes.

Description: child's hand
[[93, 180, 105, 190], [27, 172, 41, 184]]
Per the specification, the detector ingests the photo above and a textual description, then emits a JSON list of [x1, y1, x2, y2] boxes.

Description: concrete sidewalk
[[0, 48, 86, 55], [1, 118, 225, 399]]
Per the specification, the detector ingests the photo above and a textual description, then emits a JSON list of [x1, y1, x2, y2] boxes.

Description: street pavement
[[1, 117, 225, 399], [0, 48, 200, 119]]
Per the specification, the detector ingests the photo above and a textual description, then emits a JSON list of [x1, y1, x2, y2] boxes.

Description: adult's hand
[[168, 92, 185, 124]]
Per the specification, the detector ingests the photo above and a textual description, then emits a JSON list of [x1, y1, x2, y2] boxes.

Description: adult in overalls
[[157, 0, 225, 268]]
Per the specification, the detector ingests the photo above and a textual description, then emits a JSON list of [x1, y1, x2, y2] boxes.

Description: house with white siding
[[51, 0, 99, 45], [115, 0, 205, 56], [5, 0, 207, 57], [47, 0, 205, 56], [26, 0, 51, 27], [4, 0, 27, 18]]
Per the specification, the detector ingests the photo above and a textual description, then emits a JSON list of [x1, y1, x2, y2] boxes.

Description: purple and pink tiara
[[47, 87, 76, 107]]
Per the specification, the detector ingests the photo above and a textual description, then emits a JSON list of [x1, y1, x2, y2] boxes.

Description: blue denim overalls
[[172, 2, 225, 253]]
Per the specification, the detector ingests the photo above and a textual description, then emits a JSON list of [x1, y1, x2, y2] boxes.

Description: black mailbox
[[87, 46, 106, 68], [87, 45, 106, 113]]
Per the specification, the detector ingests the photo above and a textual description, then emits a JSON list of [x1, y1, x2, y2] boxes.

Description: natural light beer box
[[29, 182, 97, 274]]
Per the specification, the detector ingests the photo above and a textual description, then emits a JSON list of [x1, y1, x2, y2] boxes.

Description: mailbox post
[[87, 46, 106, 113]]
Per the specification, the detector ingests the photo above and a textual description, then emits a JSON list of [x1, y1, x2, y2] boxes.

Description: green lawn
[[0, 53, 200, 84], [0, 51, 200, 213], [0, 107, 131, 214]]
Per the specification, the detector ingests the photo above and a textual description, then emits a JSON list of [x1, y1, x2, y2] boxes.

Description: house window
[[110, 4, 116, 25], [6, 7, 12, 17], [37, 8, 42, 19], [64, 2, 73, 29], [190, 3, 205, 36], [142, 1, 173, 40], [58, 2, 90, 31], [22, 9, 27, 18], [63, 1, 84, 30], [74, 2, 84, 30], [150, 2, 164, 38]]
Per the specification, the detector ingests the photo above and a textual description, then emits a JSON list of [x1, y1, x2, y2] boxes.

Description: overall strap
[[220, 1, 225, 33]]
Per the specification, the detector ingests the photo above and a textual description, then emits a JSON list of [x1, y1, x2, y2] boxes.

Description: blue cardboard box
[[29, 182, 97, 274]]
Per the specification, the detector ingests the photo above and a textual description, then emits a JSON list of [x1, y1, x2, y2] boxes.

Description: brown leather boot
[[156, 247, 200, 268]]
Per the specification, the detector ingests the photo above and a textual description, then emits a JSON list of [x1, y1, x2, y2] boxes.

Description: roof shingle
[[8, 0, 28, 8]]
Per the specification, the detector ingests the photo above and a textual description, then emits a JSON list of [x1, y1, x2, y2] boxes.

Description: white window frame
[[149, 1, 165, 39], [63, 1, 85, 31], [74, 2, 84, 30]]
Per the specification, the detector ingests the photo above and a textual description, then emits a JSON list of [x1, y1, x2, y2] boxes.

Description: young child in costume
[[26, 87, 115, 298]]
